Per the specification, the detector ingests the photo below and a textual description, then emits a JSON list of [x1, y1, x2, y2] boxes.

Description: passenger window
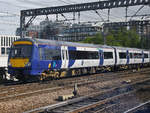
[[144, 53, 148, 58], [68, 50, 99, 60], [130, 53, 133, 58], [66, 50, 68, 60], [104, 52, 113, 59], [133, 53, 142, 59], [119, 52, 126, 59], [38, 48, 61, 60], [69, 50, 76, 60], [62, 50, 65, 60]]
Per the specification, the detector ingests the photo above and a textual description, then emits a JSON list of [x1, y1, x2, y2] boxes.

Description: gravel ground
[[100, 86, 150, 113], [0, 69, 150, 113]]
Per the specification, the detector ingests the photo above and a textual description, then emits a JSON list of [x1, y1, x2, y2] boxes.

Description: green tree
[[82, 28, 141, 48], [82, 33, 104, 44], [128, 29, 140, 48]]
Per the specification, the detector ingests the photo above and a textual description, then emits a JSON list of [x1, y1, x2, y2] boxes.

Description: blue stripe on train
[[68, 46, 76, 68], [99, 49, 104, 66]]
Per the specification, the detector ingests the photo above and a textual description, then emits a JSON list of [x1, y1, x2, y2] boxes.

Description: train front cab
[[8, 40, 37, 80]]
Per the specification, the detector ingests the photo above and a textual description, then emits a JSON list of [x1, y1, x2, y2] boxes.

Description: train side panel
[[143, 51, 149, 63], [116, 49, 127, 65], [103, 48, 115, 66], [68, 46, 100, 68]]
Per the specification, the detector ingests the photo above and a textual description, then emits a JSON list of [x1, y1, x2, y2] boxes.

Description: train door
[[61, 46, 69, 69], [99, 49, 104, 66], [142, 51, 144, 63], [114, 48, 117, 65], [126, 50, 129, 64]]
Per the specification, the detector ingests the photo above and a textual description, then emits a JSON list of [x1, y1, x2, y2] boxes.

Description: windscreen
[[10, 45, 32, 58]]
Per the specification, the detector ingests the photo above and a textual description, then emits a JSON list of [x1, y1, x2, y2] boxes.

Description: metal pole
[[125, 7, 128, 22], [73, 12, 75, 24], [78, 12, 80, 24], [108, 9, 110, 22], [102, 26, 106, 45], [56, 14, 58, 21], [20, 11, 25, 38]]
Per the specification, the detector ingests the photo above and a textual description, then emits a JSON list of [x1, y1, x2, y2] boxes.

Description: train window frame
[[39, 47, 61, 61], [130, 53, 133, 58], [68, 50, 99, 60], [144, 53, 148, 58], [66, 50, 68, 60], [119, 52, 126, 59], [62, 50, 65, 60], [104, 52, 113, 59], [10, 45, 33, 58], [133, 53, 142, 59]]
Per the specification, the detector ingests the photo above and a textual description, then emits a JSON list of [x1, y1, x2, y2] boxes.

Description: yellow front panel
[[10, 58, 29, 68], [13, 41, 32, 45]]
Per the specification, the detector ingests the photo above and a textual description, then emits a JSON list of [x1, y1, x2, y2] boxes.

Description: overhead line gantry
[[20, 0, 150, 37]]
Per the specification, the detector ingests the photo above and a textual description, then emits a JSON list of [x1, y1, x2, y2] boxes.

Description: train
[[0, 35, 20, 80], [8, 38, 150, 81]]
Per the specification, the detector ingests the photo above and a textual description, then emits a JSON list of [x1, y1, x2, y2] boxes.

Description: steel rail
[[124, 100, 150, 113], [0, 69, 150, 102], [23, 78, 150, 113]]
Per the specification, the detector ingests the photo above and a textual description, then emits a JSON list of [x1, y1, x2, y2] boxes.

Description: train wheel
[[71, 70, 76, 76], [60, 71, 67, 78], [55, 72, 60, 79]]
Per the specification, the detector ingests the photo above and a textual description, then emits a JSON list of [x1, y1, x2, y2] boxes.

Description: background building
[[0, 35, 19, 55], [16, 20, 101, 42], [0, 35, 20, 67]]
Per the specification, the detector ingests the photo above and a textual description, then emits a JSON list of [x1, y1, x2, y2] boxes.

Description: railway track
[[0, 68, 150, 102], [0, 68, 150, 113], [24, 78, 150, 113], [0, 68, 148, 90], [124, 100, 150, 113]]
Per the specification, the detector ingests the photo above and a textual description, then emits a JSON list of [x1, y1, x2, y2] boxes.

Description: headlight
[[8, 62, 11, 67], [25, 62, 31, 67]]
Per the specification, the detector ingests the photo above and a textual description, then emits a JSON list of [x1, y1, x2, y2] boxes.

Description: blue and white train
[[8, 38, 150, 81]]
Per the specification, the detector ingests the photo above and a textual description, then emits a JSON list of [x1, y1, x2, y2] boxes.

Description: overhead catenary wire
[[130, 5, 145, 20], [56, 0, 124, 22]]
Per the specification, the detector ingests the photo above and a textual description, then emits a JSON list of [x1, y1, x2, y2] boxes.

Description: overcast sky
[[0, 0, 149, 35]]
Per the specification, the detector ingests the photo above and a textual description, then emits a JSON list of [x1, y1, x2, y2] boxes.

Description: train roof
[[15, 38, 114, 49], [112, 46, 149, 51], [15, 38, 148, 51]]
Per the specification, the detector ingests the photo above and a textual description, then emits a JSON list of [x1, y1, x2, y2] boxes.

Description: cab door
[[61, 46, 69, 69]]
